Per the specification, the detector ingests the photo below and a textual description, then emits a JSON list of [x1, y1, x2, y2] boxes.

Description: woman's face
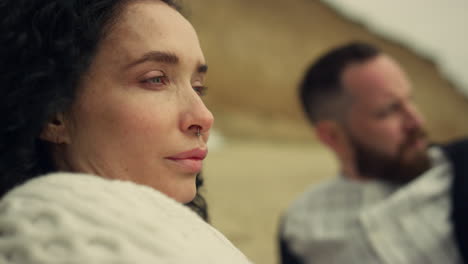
[[51, 1, 213, 203]]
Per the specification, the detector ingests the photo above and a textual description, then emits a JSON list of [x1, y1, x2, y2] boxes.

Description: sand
[[203, 138, 338, 264]]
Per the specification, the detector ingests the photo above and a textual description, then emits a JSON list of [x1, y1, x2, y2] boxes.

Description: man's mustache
[[400, 128, 427, 151]]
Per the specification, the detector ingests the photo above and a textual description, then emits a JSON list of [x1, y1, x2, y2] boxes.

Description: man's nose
[[403, 103, 425, 131]]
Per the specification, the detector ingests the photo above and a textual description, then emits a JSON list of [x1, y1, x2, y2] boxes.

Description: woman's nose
[[181, 93, 214, 138]]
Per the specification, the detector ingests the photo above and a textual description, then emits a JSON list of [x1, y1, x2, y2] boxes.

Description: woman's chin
[[168, 181, 197, 204]]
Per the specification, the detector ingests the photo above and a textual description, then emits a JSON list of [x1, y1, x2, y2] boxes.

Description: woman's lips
[[166, 148, 207, 173]]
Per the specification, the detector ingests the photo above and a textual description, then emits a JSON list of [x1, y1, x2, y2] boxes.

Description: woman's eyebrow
[[125, 51, 179, 69], [197, 64, 208, 74]]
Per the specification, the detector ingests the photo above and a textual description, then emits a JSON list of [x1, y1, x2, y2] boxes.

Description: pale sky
[[321, 0, 468, 97]]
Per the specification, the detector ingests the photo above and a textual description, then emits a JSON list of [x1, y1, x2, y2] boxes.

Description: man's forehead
[[342, 55, 410, 100]]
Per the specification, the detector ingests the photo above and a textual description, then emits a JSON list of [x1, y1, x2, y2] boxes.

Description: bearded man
[[279, 42, 463, 264]]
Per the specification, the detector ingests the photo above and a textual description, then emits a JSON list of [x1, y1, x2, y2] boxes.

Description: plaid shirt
[[281, 147, 461, 264]]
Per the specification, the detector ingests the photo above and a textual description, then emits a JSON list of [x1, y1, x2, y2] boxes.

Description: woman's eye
[[146, 76, 167, 85], [193, 86, 207, 96], [140, 75, 168, 89]]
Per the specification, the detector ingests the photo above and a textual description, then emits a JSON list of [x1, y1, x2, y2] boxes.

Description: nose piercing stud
[[196, 127, 202, 137]]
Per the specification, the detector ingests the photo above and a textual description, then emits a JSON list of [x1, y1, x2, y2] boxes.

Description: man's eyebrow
[[125, 51, 179, 69]]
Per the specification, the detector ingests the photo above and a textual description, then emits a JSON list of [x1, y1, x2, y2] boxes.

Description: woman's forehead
[[101, 0, 205, 69]]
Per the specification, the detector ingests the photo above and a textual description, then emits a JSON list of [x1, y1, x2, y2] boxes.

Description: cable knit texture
[[0, 173, 251, 264]]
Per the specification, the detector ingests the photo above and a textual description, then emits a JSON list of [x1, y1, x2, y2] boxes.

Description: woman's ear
[[39, 113, 71, 144]]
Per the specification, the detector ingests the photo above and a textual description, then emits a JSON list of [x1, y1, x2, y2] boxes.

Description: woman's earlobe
[[39, 114, 70, 144]]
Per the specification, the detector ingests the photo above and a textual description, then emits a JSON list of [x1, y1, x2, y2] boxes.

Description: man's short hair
[[299, 42, 380, 124]]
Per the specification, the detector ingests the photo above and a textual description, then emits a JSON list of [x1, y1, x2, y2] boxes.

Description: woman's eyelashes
[[139, 73, 207, 96], [140, 75, 168, 89], [193, 86, 207, 96]]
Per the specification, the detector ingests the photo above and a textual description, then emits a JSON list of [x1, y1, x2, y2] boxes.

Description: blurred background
[[183, 1, 468, 263]]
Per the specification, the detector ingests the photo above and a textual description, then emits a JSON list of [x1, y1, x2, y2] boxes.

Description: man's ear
[[39, 113, 71, 144], [315, 120, 347, 153]]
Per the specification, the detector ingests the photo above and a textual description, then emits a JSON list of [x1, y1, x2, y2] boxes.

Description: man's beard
[[349, 128, 431, 184]]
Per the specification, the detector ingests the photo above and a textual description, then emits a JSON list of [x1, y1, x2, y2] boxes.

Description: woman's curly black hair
[[0, 0, 209, 221], [186, 173, 210, 222]]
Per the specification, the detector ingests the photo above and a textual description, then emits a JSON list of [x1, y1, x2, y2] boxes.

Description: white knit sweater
[[0, 173, 251, 264]]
